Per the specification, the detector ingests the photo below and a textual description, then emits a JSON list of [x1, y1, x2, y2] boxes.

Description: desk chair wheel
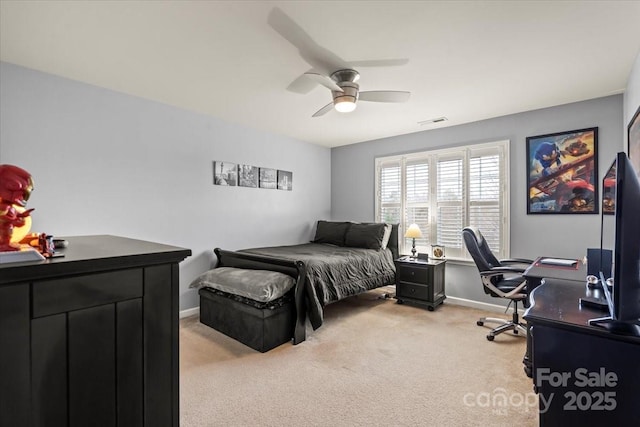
[[486, 335, 495, 341], [477, 320, 484, 326]]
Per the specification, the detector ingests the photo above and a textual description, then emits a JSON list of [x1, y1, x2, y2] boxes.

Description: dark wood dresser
[[0, 235, 191, 427]]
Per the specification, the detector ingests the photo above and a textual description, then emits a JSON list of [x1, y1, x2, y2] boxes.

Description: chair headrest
[[464, 226, 484, 246], [463, 226, 501, 269]]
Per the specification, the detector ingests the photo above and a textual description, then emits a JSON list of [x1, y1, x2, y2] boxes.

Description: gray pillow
[[344, 223, 387, 249], [312, 220, 351, 246], [189, 267, 295, 302]]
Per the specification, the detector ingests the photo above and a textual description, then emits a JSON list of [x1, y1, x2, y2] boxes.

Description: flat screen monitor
[[592, 152, 640, 335]]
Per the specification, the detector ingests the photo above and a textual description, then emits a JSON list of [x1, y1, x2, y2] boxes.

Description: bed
[[193, 221, 399, 351]]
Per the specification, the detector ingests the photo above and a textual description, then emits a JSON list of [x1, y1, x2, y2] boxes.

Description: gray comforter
[[240, 243, 396, 328]]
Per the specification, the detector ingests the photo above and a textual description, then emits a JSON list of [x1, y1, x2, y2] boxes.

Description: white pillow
[[380, 223, 393, 250]]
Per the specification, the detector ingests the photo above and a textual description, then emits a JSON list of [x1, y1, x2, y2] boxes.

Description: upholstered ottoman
[[192, 267, 296, 352]]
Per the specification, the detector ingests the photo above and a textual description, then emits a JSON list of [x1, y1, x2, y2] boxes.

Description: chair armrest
[[478, 270, 528, 299], [500, 258, 534, 265], [481, 266, 526, 275]]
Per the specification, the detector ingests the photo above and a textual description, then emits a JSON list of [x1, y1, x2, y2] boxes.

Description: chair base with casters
[[477, 299, 527, 341]]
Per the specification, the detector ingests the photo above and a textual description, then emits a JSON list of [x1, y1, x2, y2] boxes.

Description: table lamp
[[405, 223, 423, 259]]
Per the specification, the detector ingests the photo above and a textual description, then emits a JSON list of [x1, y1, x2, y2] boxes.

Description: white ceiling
[[1, 1, 639, 148]]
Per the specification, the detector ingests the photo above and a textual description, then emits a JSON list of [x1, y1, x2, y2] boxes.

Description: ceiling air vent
[[418, 117, 448, 126]]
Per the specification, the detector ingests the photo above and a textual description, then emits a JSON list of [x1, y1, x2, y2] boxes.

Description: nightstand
[[394, 256, 446, 310]]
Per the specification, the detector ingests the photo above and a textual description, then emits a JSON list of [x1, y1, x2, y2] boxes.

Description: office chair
[[462, 227, 534, 341]]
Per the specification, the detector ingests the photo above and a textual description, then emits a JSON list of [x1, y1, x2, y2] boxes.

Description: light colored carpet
[[180, 288, 539, 426]]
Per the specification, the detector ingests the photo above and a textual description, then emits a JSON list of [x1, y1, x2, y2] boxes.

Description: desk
[[524, 278, 640, 426], [522, 258, 586, 376]]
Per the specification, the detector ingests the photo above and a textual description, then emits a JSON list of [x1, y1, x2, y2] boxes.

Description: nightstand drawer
[[398, 265, 428, 284], [397, 282, 430, 300]]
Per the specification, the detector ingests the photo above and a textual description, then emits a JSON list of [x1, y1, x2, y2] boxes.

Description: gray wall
[[624, 50, 640, 138], [331, 95, 624, 306], [0, 62, 331, 311]]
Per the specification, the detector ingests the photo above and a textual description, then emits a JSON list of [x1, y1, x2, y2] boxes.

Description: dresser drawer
[[32, 269, 143, 318], [397, 282, 430, 300], [398, 265, 428, 284]]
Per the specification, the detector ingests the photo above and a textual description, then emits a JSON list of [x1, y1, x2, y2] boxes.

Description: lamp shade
[[404, 223, 423, 239]]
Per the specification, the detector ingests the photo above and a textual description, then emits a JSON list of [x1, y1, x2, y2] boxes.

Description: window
[[375, 140, 509, 260]]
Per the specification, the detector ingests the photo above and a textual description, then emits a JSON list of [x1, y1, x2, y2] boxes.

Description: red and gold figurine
[[0, 164, 35, 251]]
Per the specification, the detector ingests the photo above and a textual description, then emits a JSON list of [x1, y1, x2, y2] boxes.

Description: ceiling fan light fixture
[[334, 97, 357, 113]]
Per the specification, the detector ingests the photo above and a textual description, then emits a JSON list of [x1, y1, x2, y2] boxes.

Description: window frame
[[375, 140, 510, 261]]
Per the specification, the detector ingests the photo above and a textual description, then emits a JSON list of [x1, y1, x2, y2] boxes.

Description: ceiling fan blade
[[359, 91, 411, 103], [268, 7, 349, 74], [312, 102, 334, 117], [287, 70, 343, 94], [349, 59, 409, 68], [304, 72, 343, 92], [286, 73, 319, 94]]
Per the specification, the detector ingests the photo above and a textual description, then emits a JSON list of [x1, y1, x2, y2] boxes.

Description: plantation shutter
[[405, 160, 430, 251], [469, 152, 502, 255], [436, 157, 465, 258], [375, 140, 509, 260], [377, 160, 402, 225]]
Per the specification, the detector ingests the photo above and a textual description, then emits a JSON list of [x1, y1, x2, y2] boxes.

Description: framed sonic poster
[[526, 127, 598, 214]]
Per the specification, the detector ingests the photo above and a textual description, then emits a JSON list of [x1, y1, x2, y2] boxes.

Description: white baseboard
[[180, 307, 199, 319], [446, 296, 525, 315]]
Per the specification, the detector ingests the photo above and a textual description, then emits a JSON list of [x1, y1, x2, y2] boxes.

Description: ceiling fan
[[268, 8, 411, 117], [305, 68, 411, 117]]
